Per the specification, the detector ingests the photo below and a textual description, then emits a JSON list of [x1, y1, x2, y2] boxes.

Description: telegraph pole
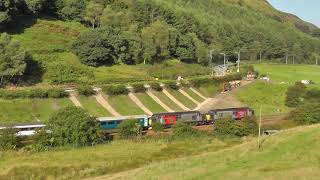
[[235, 51, 240, 73], [286, 54, 288, 64], [316, 56, 318, 65]]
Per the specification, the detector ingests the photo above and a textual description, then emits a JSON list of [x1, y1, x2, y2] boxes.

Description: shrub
[[180, 80, 191, 88], [0, 127, 19, 150], [131, 83, 146, 93], [172, 123, 199, 137], [189, 77, 212, 87], [47, 88, 69, 98], [118, 119, 142, 139], [285, 82, 306, 107], [214, 117, 258, 138], [102, 85, 129, 96], [163, 81, 179, 90], [149, 82, 163, 91], [77, 85, 96, 96], [28, 88, 48, 98], [152, 122, 164, 132], [46, 106, 101, 147]]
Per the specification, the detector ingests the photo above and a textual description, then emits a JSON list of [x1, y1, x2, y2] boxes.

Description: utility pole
[[286, 54, 288, 65], [235, 51, 240, 73], [316, 56, 318, 65], [258, 106, 262, 149], [210, 50, 215, 76], [220, 53, 226, 76]]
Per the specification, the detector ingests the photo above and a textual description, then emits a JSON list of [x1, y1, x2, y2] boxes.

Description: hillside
[[101, 125, 320, 180], [1, 0, 320, 87]]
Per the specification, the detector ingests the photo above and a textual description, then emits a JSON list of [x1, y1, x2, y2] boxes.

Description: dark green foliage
[[45, 62, 93, 84], [0, 127, 19, 150], [77, 85, 96, 96], [27, 88, 48, 98], [285, 82, 307, 107], [151, 122, 164, 132], [189, 77, 212, 87], [214, 117, 258, 138], [163, 81, 179, 90], [289, 89, 320, 124], [102, 84, 129, 96], [131, 83, 146, 93], [58, 0, 86, 21], [149, 82, 163, 91], [118, 119, 142, 139], [47, 88, 69, 98], [45, 106, 100, 147], [171, 123, 200, 137]]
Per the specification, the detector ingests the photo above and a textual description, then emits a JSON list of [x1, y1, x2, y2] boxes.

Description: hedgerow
[[102, 85, 129, 96]]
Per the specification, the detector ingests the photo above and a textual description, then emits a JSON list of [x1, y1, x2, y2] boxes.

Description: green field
[[135, 93, 166, 113], [167, 89, 197, 109], [78, 96, 111, 117], [106, 95, 145, 116], [254, 64, 320, 85], [0, 98, 73, 124], [152, 91, 184, 111], [103, 125, 320, 180], [235, 81, 292, 115]]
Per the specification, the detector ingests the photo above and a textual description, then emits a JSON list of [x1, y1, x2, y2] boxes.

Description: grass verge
[[106, 95, 145, 115], [135, 93, 166, 113], [78, 96, 111, 117]]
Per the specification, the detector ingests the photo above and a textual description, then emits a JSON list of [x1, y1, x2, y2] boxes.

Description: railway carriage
[[151, 111, 203, 127], [0, 124, 45, 137], [207, 107, 254, 121], [98, 115, 149, 132]]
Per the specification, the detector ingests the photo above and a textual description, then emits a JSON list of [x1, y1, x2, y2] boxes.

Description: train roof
[[152, 111, 201, 116], [0, 124, 45, 130], [98, 115, 149, 122], [208, 107, 253, 112]]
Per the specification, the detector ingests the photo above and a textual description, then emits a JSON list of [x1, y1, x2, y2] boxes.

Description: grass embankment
[[167, 89, 197, 109], [236, 81, 291, 115], [78, 96, 111, 117], [0, 136, 239, 179], [0, 98, 73, 124], [135, 93, 166, 113], [104, 125, 320, 180], [196, 84, 220, 98], [182, 88, 205, 102], [152, 91, 184, 111], [106, 95, 145, 115]]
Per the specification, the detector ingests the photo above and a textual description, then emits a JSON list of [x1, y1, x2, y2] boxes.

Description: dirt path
[[94, 93, 121, 117], [178, 89, 200, 105], [190, 88, 207, 100], [146, 90, 174, 112], [162, 89, 190, 111], [68, 92, 83, 108], [128, 93, 153, 115]]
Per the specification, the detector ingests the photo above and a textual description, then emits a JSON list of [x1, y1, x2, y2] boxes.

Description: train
[[0, 107, 254, 136]]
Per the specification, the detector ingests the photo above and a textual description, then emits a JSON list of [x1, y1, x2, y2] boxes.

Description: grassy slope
[[78, 96, 111, 117], [0, 98, 73, 123], [135, 93, 166, 113], [167, 89, 197, 109], [152, 91, 184, 111], [197, 84, 220, 98], [236, 81, 291, 115], [0, 137, 239, 179], [106, 95, 145, 115], [182, 88, 205, 102], [104, 125, 320, 180]]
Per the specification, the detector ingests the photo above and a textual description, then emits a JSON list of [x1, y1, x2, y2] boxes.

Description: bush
[[77, 85, 96, 96], [47, 88, 69, 98], [285, 82, 306, 107], [118, 119, 142, 139], [163, 81, 179, 90], [102, 85, 129, 96], [189, 77, 212, 87], [131, 83, 146, 93], [0, 127, 19, 150], [28, 88, 48, 98], [46, 106, 101, 147], [172, 123, 199, 137], [152, 122, 164, 132], [149, 82, 163, 91], [214, 117, 258, 138]]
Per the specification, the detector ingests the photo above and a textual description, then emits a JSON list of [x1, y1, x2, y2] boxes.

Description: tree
[[25, 0, 46, 14], [214, 117, 258, 138], [118, 119, 141, 138], [100, 5, 131, 28], [46, 106, 100, 147], [84, 2, 104, 29], [285, 82, 306, 108], [0, 33, 28, 85], [60, 0, 86, 21], [0, 126, 19, 150]]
